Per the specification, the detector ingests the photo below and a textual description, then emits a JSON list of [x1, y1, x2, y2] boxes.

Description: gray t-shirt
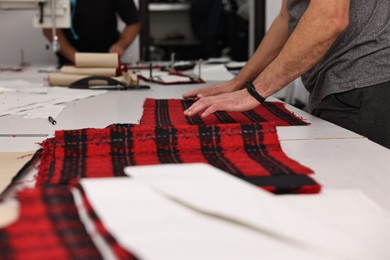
[[287, 0, 390, 111]]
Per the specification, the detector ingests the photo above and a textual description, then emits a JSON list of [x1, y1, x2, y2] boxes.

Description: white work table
[[0, 76, 362, 140], [0, 65, 390, 259], [0, 66, 387, 187]]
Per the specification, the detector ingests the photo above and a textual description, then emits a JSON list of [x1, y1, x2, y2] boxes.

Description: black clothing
[[58, 0, 139, 65], [189, 0, 226, 59], [313, 80, 390, 149]]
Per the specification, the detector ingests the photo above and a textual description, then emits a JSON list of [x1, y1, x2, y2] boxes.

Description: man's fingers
[[184, 102, 202, 116], [183, 88, 208, 99], [182, 90, 199, 99], [184, 97, 212, 116], [183, 85, 222, 99], [201, 104, 218, 118]]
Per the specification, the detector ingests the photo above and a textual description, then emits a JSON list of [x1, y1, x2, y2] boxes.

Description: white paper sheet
[[277, 189, 390, 255], [21, 105, 66, 119], [157, 74, 193, 83], [194, 64, 235, 81], [138, 69, 167, 80], [123, 163, 390, 260], [0, 80, 107, 119], [0, 79, 44, 90], [80, 178, 324, 260]]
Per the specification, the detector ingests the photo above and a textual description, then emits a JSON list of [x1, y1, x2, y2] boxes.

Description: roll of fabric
[[75, 52, 119, 68], [61, 66, 118, 77]]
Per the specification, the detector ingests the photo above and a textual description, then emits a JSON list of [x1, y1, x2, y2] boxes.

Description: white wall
[[0, 9, 139, 66], [0, 10, 56, 65], [266, 0, 281, 29], [0, 1, 278, 66]]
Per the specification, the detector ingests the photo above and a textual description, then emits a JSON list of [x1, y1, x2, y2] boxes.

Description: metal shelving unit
[[139, 0, 266, 61]]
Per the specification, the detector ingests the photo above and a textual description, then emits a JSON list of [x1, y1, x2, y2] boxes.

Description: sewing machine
[[0, 0, 70, 52]]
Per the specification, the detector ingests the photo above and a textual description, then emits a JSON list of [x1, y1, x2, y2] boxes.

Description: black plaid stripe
[[110, 126, 136, 176], [197, 125, 243, 176], [214, 111, 236, 124], [43, 139, 57, 185], [241, 124, 295, 175], [76, 186, 102, 231], [76, 185, 140, 260], [43, 188, 102, 259], [263, 102, 307, 125], [155, 99, 172, 126], [181, 99, 204, 125], [155, 126, 183, 164], [62, 130, 88, 183], [241, 175, 319, 194], [242, 110, 268, 123], [0, 231, 12, 258]]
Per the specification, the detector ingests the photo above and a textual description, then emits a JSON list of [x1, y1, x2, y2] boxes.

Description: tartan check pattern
[[1, 99, 318, 257], [36, 123, 320, 194], [140, 99, 309, 127], [0, 186, 138, 260]]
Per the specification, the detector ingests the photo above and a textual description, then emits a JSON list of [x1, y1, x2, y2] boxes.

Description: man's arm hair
[[231, 0, 291, 90], [109, 22, 141, 56], [252, 0, 350, 98]]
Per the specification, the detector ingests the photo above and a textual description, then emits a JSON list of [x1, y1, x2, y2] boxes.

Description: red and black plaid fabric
[[36, 123, 320, 194], [0, 187, 138, 260], [140, 98, 309, 127], [76, 185, 138, 259]]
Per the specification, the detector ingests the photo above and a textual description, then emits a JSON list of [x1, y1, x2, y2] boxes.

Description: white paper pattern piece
[[194, 64, 235, 81], [75, 163, 390, 260], [138, 70, 167, 79], [157, 75, 193, 83], [21, 105, 66, 119], [0, 80, 107, 119], [81, 178, 324, 260], [123, 163, 390, 260], [277, 188, 390, 256]]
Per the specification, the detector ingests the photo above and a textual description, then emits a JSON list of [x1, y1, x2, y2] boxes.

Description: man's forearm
[[234, 6, 290, 89], [254, 0, 350, 98], [42, 28, 77, 62], [116, 22, 141, 50]]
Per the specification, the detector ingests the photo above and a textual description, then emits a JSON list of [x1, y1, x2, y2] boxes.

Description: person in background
[[43, 0, 141, 66], [189, 0, 226, 60], [183, 0, 390, 149]]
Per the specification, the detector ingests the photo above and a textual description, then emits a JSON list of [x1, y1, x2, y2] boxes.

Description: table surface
[[1, 65, 390, 259], [0, 66, 388, 208]]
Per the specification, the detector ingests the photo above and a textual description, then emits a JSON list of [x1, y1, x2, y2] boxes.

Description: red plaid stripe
[[76, 185, 139, 260], [140, 99, 309, 126], [0, 187, 139, 260], [36, 123, 320, 194]]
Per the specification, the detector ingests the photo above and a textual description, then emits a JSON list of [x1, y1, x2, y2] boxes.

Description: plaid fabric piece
[[140, 98, 309, 126], [0, 187, 138, 260], [36, 123, 320, 194]]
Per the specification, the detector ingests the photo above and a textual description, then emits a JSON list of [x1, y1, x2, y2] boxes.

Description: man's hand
[[109, 43, 126, 57], [184, 88, 259, 118], [110, 23, 141, 57], [182, 79, 242, 99]]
